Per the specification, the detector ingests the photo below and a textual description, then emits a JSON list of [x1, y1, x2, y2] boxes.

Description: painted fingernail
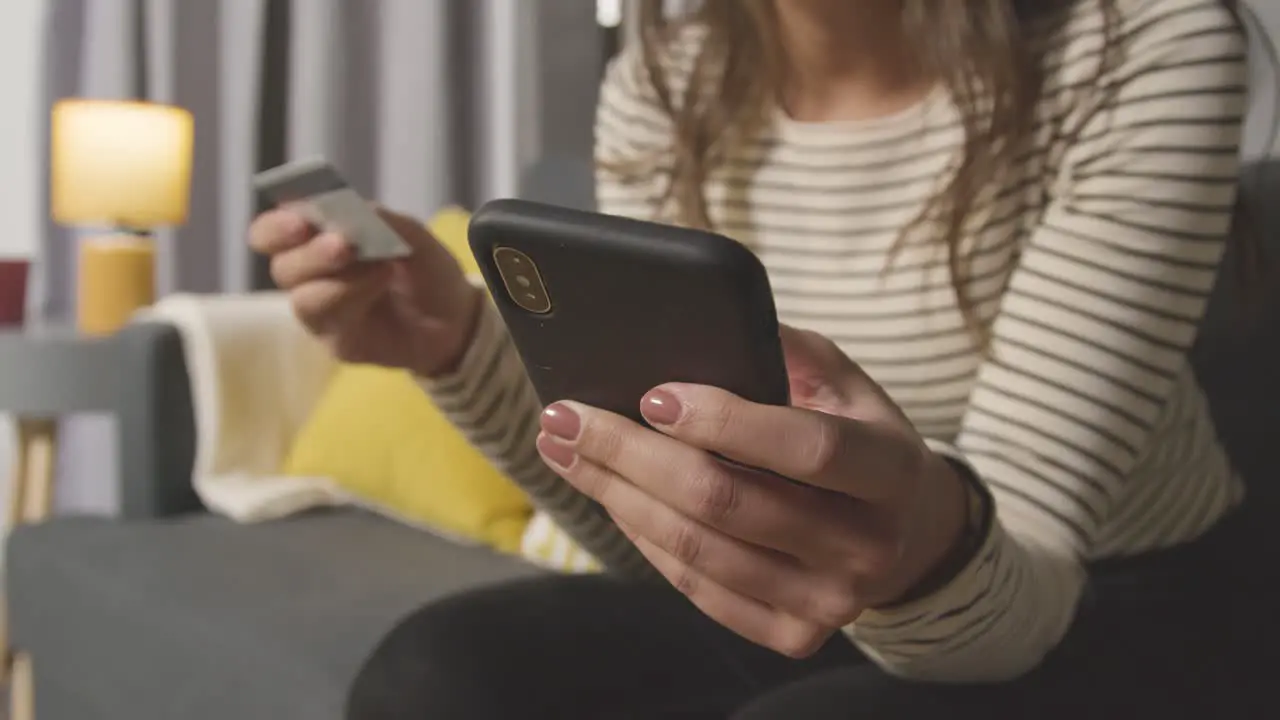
[[641, 388, 683, 425], [536, 433, 577, 469], [541, 402, 582, 441]]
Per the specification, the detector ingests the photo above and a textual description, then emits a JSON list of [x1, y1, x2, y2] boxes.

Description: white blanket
[[138, 293, 343, 522]]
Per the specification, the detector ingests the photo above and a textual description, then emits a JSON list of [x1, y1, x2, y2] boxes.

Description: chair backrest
[[1194, 159, 1280, 509], [1193, 3, 1280, 509]]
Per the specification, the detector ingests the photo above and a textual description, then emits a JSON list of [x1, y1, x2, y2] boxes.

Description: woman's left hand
[[536, 325, 971, 658]]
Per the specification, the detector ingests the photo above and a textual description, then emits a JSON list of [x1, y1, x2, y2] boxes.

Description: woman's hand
[[248, 206, 483, 378], [535, 325, 971, 658]]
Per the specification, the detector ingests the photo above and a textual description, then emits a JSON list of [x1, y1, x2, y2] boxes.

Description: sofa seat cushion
[[6, 509, 542, 720]]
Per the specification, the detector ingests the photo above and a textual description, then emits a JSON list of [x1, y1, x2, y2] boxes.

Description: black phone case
[[469, 199, 789, 423]]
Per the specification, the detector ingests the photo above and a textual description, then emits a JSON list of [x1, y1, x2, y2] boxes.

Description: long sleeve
[[843, 4, 1248, 681]]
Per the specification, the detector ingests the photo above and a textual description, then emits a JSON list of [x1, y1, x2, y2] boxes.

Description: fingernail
[[541, 402, 581, 441], [536, 433, 577, 469], [281, 211, 309, 234], [640, 388, 682, 426], [316, 232, 349, 258]]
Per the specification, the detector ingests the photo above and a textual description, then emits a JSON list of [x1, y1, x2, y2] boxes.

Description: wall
[[0, 0, 48, 554], [0, 0, 44, 263], [1244, 1, 1280, 159]]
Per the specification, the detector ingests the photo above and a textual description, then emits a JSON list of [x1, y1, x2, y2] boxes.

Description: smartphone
[[468, 199, 789, 423], [253, 157, 411, 261]]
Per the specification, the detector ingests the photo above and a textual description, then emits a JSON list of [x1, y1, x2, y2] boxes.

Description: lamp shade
[[50, 99, 194, 229]]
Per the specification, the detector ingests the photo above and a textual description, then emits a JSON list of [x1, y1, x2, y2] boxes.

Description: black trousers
[[347, 508, 1276, 719]]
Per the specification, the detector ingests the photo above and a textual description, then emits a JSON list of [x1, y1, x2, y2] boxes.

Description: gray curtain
[[41, 0, 606, 514]]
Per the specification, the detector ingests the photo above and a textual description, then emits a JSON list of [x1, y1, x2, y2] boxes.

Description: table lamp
[[50, 99, 193, 335]]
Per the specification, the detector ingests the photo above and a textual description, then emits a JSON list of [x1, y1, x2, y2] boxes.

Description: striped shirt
[[424, 0, 1249, 681]]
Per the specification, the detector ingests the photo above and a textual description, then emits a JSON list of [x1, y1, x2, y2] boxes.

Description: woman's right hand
[[248, 206, 484, 378]]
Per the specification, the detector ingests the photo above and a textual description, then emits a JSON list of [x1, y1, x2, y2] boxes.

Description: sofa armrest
[[115, 321, 203, 518]]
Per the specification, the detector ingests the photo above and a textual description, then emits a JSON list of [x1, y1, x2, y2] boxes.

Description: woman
[[250, 0, 1264, 717]]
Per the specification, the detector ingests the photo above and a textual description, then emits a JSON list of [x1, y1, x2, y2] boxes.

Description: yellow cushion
[[429, 206, 479, 274], [280, 207, 532, 553]]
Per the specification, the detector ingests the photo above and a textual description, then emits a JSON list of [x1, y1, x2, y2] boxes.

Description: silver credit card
[[253, 158, 411, 261]]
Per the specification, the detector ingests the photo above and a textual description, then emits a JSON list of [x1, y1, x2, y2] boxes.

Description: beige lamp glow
[[50, 99, 193, 335]]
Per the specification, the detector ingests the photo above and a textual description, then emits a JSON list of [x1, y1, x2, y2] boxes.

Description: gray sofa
[[7, 161, 1280, 719], [5, 316, 545, 718]]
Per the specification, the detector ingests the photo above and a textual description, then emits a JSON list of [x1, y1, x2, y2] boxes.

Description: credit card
[[253, 158, 411, 261]]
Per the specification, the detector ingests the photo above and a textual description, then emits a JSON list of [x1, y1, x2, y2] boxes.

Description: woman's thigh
[[736, 518, 1272, 720], [345, 573, 860, 719], [734, 636, 1236, 720]]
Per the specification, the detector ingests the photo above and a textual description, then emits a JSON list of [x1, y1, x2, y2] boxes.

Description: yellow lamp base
[[76, 234, 156, 336]]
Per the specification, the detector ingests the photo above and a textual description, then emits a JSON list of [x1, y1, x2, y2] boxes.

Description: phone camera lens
[[493, 246, 552, 314]]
